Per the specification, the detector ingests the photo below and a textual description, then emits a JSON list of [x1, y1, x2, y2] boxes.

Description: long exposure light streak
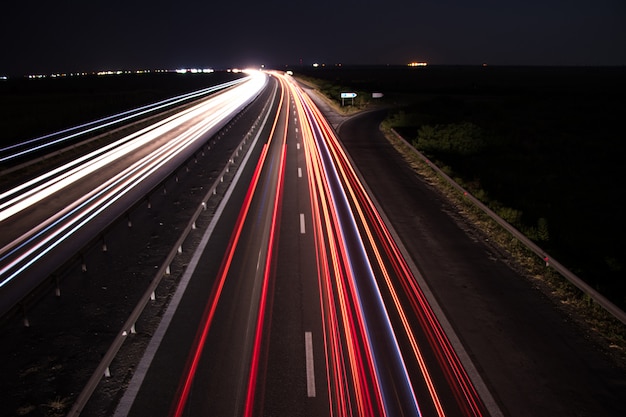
[[243, 142, 287, 417]]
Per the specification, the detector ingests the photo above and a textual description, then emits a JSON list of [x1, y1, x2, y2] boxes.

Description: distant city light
[[97, 70, 124, 76], [21, 68, 218, 79], [408, 62, 428, 67], [175, 68, 214, 74]]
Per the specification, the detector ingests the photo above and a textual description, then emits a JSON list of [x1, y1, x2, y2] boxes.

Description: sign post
[[340, 92, 357, 106]]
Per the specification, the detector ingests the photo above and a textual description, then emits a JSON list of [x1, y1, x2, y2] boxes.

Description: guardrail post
[[22, 303, 30, 327]]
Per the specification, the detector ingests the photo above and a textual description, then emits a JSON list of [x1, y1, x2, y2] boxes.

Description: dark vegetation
[[296, 65, 626, 310]]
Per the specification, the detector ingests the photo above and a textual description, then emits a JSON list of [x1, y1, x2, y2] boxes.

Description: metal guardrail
[[390, 128, 626, 326]]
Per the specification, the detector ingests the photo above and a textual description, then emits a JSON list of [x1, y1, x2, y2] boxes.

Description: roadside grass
[[379, 122, 626, 365], [42, 396, 70, 417], [16, 405, 36, 415]]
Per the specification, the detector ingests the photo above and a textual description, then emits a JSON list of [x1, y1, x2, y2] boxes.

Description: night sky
[[2, 0, 625, 76]]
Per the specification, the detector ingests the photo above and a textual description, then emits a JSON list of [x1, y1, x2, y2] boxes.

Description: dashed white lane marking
[[305, 331, 316, 397], [298, 167, 302, 178], [300, 213, 306, 234]]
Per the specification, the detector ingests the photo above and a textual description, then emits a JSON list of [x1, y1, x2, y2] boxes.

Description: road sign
[[340, 92, 357, 98]]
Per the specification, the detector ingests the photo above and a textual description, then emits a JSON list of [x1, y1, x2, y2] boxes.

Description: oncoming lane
[[0, 72, 267, 318]]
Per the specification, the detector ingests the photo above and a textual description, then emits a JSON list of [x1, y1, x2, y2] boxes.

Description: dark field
[[296, 65, 626, 310]]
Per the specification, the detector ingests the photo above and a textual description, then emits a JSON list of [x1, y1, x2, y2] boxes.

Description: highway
[[2, 68, 624, 417], [108, 72, 491, 417]]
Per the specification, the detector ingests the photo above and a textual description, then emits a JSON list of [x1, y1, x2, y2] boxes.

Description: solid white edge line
[[305, 331, 316, 397]]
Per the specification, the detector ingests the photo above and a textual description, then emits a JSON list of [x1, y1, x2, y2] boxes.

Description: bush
[[416, 122, 486, 155]]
